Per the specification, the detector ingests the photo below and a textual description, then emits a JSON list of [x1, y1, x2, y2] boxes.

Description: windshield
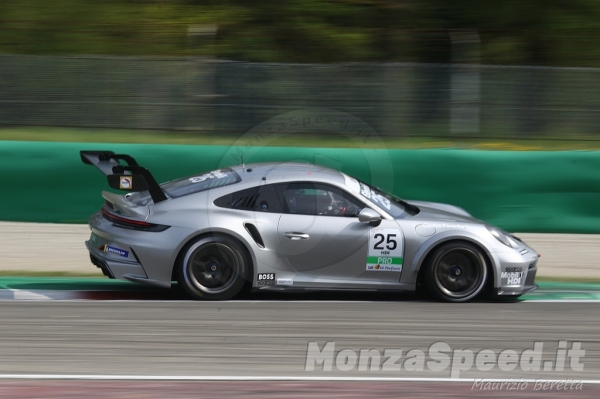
[[342, 173, 418, 218]]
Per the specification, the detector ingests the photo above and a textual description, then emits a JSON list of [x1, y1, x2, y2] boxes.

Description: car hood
[[406, 200, 481, 224]]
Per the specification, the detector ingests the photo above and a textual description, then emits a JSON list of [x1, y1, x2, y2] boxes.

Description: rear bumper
[[86, 240, 173, 288], [85, 210, 197, 288], [86, 238, 147, 278], [89, 252, 115, 279]]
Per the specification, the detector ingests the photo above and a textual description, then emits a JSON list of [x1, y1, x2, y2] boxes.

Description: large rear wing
[[80, 150, 167, 203]]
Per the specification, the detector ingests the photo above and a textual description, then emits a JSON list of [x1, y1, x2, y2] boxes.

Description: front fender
[[403, 229, 501, 286]]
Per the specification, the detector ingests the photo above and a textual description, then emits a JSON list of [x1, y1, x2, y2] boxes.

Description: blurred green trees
[[1, 0, 599, 66]]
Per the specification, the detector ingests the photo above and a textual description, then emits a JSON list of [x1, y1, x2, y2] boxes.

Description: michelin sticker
[[367, 227, 403, 272], [103, 245, 129, 258]]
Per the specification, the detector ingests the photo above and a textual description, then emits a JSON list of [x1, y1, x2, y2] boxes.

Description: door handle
[[284, 232, 310, 240]]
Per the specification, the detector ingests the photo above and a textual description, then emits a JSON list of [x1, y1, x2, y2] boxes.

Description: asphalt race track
[[0, 280, 599, 397]]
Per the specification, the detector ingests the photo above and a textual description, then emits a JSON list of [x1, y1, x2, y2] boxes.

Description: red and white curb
[[0, 290, 78, 300]]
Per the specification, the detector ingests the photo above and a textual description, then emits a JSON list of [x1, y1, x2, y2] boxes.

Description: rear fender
[[102, 191, 148, 218], [170, 227, 257, 282]]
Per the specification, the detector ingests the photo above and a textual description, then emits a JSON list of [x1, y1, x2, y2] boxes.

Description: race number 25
[[367, 228, 404, 271], [373, 233, 397, 251]]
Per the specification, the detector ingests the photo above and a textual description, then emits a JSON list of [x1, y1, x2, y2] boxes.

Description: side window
[[214, 184, 283, 213], [275, 182, 364, 217]]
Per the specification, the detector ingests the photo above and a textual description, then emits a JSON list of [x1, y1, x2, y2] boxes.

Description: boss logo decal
[[257, 273, 275, 285]]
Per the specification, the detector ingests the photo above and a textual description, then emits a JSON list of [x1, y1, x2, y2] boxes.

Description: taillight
[[101, 208, 169, 232]]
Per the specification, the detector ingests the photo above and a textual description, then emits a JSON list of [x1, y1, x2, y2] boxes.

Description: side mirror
[[358, 208, 382, 226]]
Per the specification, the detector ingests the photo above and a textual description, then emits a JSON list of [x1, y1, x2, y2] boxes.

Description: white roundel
[[120, 176, 132, 189]]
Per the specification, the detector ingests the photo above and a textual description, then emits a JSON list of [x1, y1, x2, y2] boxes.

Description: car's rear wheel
[[177, 235, 249, 300], [424, 242, 488, 302]]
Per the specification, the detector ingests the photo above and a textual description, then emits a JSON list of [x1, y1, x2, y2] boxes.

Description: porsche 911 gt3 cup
[[81, 150, 538, 302]]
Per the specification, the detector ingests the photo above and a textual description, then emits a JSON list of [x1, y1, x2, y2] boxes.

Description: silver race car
[[81, 150, 538, 302]]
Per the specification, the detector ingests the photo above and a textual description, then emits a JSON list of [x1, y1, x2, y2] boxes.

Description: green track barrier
[[0, 279, 598, 302], [2, 141, 600, 233], [0, 277, 147, 291]]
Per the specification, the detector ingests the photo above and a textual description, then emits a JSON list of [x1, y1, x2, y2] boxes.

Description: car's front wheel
[[177, 235, 250, 300], [424, 242, 488, 302]]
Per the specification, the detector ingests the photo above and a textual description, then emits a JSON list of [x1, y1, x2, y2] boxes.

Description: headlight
[[486, 226, 515, 248]]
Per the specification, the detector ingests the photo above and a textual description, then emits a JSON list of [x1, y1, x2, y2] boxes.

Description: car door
[[275, 182, 404, 287]]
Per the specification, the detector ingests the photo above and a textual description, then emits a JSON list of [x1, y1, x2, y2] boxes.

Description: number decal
[[373, 234, 385, 249], [367, 228, 403, 272], [386, 234, 397, 250], [373, 233, 397, 251]]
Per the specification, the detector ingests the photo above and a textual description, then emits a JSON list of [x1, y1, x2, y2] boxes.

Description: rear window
[[161, 168, 241, 198], [214, 184, 283, 213]]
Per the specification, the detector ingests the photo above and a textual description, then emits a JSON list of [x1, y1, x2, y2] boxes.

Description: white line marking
[[3, 297, 600, 304], [533, 290, 600, 293], [523, 299, 600, 303], [0, 375, 598, 383], [12, 290, 53, 301]]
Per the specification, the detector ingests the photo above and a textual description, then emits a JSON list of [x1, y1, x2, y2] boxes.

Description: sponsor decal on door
[[366, 228, 403, 272]]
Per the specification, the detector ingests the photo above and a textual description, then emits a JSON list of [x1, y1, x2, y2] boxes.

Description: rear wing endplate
[[80, 150, 168, 203]]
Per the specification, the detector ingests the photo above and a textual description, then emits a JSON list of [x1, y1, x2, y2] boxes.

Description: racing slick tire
[[177, 235, 250, 300], [424, 241, 488, 302]]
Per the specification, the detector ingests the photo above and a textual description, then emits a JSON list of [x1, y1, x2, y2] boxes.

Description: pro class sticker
[[257, 273, 276, 285], [119, 176, 132, 189], [367, 228, 403, 272]]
